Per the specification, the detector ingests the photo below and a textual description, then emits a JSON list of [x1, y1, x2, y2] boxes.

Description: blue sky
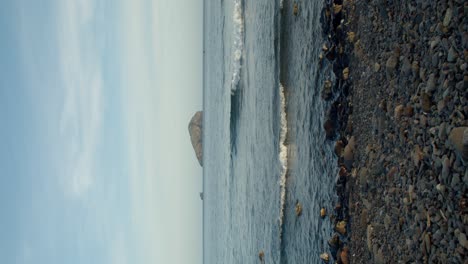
[[0, 0, 203, 263]]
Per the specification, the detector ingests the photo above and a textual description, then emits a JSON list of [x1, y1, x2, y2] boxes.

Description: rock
[[343, 136, 355, 169], [366, 225, 374, 251], [342, 67, 349, 80], [412, 145, 424, 167], [405, 105, 414, 117], [421, 92, 432, 113], [188, 111, 203, 166], [333, 4, 342, 14], [426, 73, 436, 93], [458, 233, 468, 250], [447, 47, 458, 62], [374, 63, 381, 72], [339, 246, 349, 264], [401, 57, 411, 76], [320, 208, 327, 218], [320, 252, 329, 263], [448, 127, 468, 162], [386, 56, 398, 76], [324, 119, 336, 140], [328, 234, 341, 249], [394, 104, 405, 120], [295, 202, 302, 216], [322, 80, 333, 100], [347, 32, 356, 43], [436, 183, 446, 193], [293, 2, 299, 16], [258, 251, 265, 261], [441, 156, 451, 181], [443, 8, 452, 27], [335, 221, 347, 235], [335, 140, 344, 156]]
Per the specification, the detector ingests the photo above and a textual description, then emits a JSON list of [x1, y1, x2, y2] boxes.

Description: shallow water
[[203, 1, 338, 263]]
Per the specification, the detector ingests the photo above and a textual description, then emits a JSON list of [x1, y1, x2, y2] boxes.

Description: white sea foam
[[230, 1, 244, 92], [278, 84, 288, 235]]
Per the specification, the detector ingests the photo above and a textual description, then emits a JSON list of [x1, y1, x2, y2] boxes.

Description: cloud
[[56, 0, 102, 197]]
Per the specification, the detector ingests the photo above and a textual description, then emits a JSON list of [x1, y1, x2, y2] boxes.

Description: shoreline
[[331, 0, 468, 263]]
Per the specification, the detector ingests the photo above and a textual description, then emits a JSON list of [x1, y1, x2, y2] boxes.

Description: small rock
[[426, 73, 436, 93], [339, 246, 349, 264], [421, 92, 432, 113], [343, 136, 355, 169], [394, 104, 405, 120], [342, 67, 349, 80], [374, 63, 381, 72], [335, 140, 344, 156], [295, 202, 302, 216], [448, 127, 468, 162], [367, 224, 374, 251], [386, 56, 398, 76], [447, 47, 458, 62], [436, 183, 446, 193], [443, 8, 452, 27], [333, 4, 342, 14], [322, 80, 333, 100], [293, 3, 299, 16], [320, 252, 329, 263], [458, 233, 468, 250], [320, 208, 327, 218], [335, 221, 347, 235], [347, 32, 355, 43]]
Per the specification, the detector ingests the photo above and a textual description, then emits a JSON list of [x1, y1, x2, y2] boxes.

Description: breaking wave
[[230, 1, 244, 93], [278, 84, 288, 237]]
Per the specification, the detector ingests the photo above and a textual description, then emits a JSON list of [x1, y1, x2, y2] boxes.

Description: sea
[[203, 0, 339, 263]]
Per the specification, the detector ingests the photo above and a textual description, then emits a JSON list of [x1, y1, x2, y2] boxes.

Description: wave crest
[[230, 1, 244, 93], [279, 84, 288, 236]]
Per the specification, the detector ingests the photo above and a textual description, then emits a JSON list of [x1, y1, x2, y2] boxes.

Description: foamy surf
[[278, 83, 288, 238], [230, 1, 244, 93]]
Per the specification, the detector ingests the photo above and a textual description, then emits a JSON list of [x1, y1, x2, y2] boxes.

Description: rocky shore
[[321, 0, 467, 263]]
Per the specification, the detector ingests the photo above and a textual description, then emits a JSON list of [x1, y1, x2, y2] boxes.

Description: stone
[[426, 73, 436, 93], [447, 47, 458, 62], [333, 4, 342, 14], [443, 8, 452, 27], [336, 221, 347, 235], [342, 67, 349, 80], [320, 252, 329, 263], [293, 2, 299, 16], [394, 104, 405, 120], [421, 92, 432, 113], [335, 140, 344, 156], [343, 136, 355, 169], [295, 202, 302, 216], [340, 246, 349, 264], [448, 127, 468, 162], [188, 111, 203, 166], [320, 208, 327, 218], [458, 233, 468, 250], [412, 145, 424, 167], [374, 63, 381, 72], [386, 56, 398, 76], [367, 224, 374, 251], [322, 80, 333, 100], [347, 32, 356, 43]]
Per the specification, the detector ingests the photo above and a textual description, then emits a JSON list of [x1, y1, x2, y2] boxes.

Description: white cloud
[[56, 0, 102, 197]]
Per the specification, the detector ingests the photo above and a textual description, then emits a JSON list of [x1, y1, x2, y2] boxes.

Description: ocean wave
[[278, 83, 288, 237], [230, 1, 244, 93]]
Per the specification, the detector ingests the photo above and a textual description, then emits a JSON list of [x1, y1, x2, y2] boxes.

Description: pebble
[[443, 8, 452, 27]]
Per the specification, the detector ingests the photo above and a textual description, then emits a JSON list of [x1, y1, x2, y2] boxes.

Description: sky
[[0, 0, 203, 263]]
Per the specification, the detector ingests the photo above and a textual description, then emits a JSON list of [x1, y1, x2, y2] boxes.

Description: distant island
[[188, 111, 203, 166]]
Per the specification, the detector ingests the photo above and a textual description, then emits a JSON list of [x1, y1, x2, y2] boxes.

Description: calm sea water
[[203, 0, 338, 263]]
